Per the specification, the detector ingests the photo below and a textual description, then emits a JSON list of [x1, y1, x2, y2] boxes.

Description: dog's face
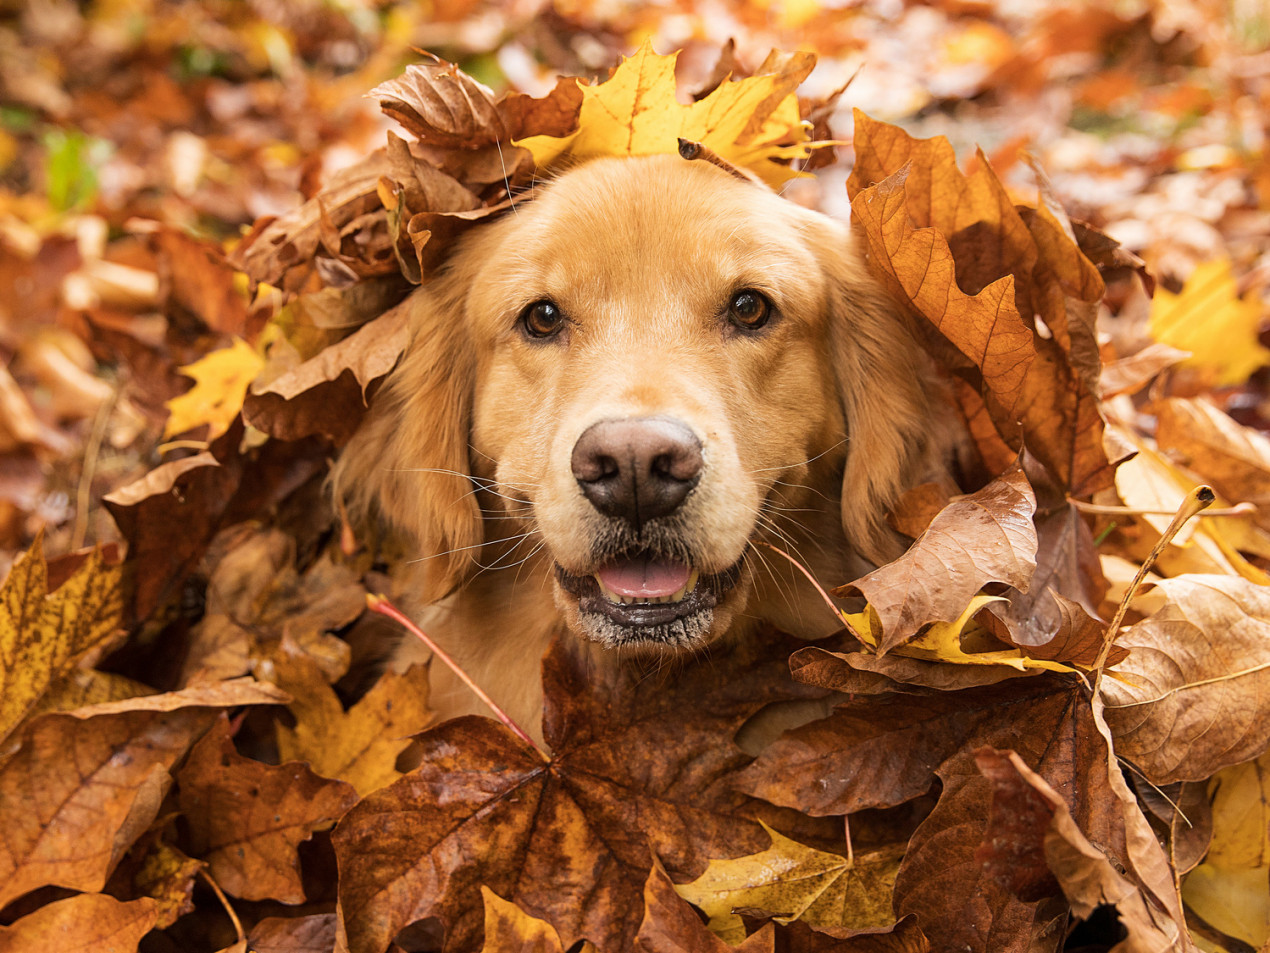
[[336, 154, 934, 654]]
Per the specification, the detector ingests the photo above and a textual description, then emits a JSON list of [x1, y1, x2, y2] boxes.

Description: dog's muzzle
[[558, 415, 742, 648]]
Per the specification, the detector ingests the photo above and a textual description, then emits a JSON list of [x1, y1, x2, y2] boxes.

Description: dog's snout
[[571, 416, 703, 527]]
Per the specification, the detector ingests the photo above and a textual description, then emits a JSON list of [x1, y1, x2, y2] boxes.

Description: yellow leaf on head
[[515, 41, 825, 189]]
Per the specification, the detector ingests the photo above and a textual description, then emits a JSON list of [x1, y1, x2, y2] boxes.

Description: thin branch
[[198, 868, 244, 944], [1092, 485, 1214, 695], [366, 593, 548, 760]]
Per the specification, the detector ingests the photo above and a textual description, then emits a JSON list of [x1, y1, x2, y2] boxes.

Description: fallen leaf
[[178, 715, 357, 903], [372, 58, 507, 148], [479, 887, 569, 953], [1155, 397, 1270, 520], [333, 635, 819, 952], [839, 465, 1037, 653], [1150, 258, 1270, 386], [637, 857, 776, 952], [0, 893, 157, 953], [0, 533, 123, 743], [1181, 750, 1270, 949], [163, 337, 264, 444], [515, 42, 821, 188], [975, 749, 1182, 950], [244, 298, 409, 444], [274, 653, 433, 796], [0, 706, 215, 909], [245, 914, 337, 953], [675, 821, 899, 942], [1101, 574, 1270, 783]]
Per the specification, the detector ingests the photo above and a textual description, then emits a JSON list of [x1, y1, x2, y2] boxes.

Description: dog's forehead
[[504, 156, 821, 283]]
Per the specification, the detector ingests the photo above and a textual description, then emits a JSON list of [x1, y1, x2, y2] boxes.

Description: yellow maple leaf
[[845, 594, 1077, 673], [163, 337, 264, 443], [1182, 750, 1270, 948], [0, 533, 124, 743], [1149, 258, 1270, 386], [515, 42, 823, 188], [675, 821, 898, 943]]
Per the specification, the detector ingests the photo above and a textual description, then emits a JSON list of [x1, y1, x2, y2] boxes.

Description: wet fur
[[331, 155, 946, 740]]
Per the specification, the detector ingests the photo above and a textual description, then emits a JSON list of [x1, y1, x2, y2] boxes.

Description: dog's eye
[[727, 290, 772, 331], [521, 300, 565, 339]]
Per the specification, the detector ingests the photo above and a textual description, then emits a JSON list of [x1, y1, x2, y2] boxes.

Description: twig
[[1092, 485, 1214, 694], [1069, 498, 1251, 518], [752, 541, 869, 647], [365, 593, 548, 759], [71, 386, 117, 550], [198, 867, 244, 944], [677, 138, 763, 185]]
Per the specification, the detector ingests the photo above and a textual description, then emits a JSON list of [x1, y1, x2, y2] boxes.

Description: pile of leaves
[[3, 12, 1270, 953]]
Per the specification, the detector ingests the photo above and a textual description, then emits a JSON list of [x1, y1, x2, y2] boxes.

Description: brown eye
[[728, 290, 771, 331], [521, 300, 564, 338]]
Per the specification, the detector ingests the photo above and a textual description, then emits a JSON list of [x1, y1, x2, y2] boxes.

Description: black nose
[[571, 416, 703, 529]]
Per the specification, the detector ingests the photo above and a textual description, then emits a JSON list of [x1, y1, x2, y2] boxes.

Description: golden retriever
[[332, 153, 945, 738]]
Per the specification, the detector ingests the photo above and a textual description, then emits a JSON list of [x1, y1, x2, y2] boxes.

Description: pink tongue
[[597, 558, 691, 598]]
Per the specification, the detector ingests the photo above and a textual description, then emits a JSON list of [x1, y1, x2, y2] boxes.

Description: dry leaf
[[1101, 574, 1270, 783], [163, 337, 264, 444], [1181, 750, 1270, 949], [0, 533, 123, 743], [0, 893, 158, 953], [516, 42, 820, 188], [840, 465, 1037, 653], [178, 715, 357, 903], [1150, 258, 1270, 385]]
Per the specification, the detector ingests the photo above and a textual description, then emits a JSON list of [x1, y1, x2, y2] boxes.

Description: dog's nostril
[[572, 416, 703, 528]]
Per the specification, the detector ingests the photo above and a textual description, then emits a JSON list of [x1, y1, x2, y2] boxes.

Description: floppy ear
[[329, 275, 482, 603], [822, 228, 942, 566]]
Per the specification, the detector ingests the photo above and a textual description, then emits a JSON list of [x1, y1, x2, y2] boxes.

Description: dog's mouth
[[554, 551, 744, 648]]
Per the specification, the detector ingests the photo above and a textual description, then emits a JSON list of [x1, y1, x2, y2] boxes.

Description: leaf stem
[[1092, 485, 1214, 695], [198, 868, 244, 944], [1069, 498, 1250, 518], [365, 593, 547, 759], [752, 541, 868, 647]]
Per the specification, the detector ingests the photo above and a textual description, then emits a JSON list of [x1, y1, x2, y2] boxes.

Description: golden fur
[[332, 155, 944, 738]]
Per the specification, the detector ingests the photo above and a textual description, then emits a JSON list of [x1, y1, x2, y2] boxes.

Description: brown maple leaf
[[332, 634, 823, 952]]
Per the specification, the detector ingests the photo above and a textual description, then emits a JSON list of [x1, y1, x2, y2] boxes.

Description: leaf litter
[[1, 3, 1269, 952]]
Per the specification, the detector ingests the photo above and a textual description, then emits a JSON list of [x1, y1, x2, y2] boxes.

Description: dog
[[331, 152, 946, 741]]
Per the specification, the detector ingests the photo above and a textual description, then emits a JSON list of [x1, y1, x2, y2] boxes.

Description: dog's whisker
[[749, 439, 849, 475], [405, 530, 540, 564]]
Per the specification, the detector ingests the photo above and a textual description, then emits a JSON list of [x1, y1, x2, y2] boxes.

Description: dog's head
[[333, 154, 937, 652]]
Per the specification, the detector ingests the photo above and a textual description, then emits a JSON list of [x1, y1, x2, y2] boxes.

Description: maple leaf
[[478, 887, 575, 953], [273, 653, 433, 797], [838, 465, 1038, 653], [675, 821, 900, 942], [163, 337, 264, 444], [0, 893, 158, 953], [1181, 750, 1270, 949], [178, 715, 357, 903], [0, 679, 287, 910], [1150, 258, 1270, 385], [1155, 396, 1270, 522], [333, 635, 821, 952], [515, 42, 821, 189], [637, 857, 780, 952], [1100, 574, 1270, 783], [0, 533, 123, 743]]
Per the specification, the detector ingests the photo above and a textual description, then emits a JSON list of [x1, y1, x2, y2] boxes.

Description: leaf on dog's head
[[515, 41, 826, 189], [370, 57, 507, 149]]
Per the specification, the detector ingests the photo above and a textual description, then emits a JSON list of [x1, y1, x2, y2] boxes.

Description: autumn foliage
[[2, 3, 1270, 953]]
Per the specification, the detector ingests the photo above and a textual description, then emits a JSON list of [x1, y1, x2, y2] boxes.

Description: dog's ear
[[329, 278, 481, 602], [820, 227, 940, 566]]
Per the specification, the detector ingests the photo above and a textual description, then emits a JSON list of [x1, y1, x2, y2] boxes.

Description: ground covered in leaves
[[2, 2, 1270, 952]]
